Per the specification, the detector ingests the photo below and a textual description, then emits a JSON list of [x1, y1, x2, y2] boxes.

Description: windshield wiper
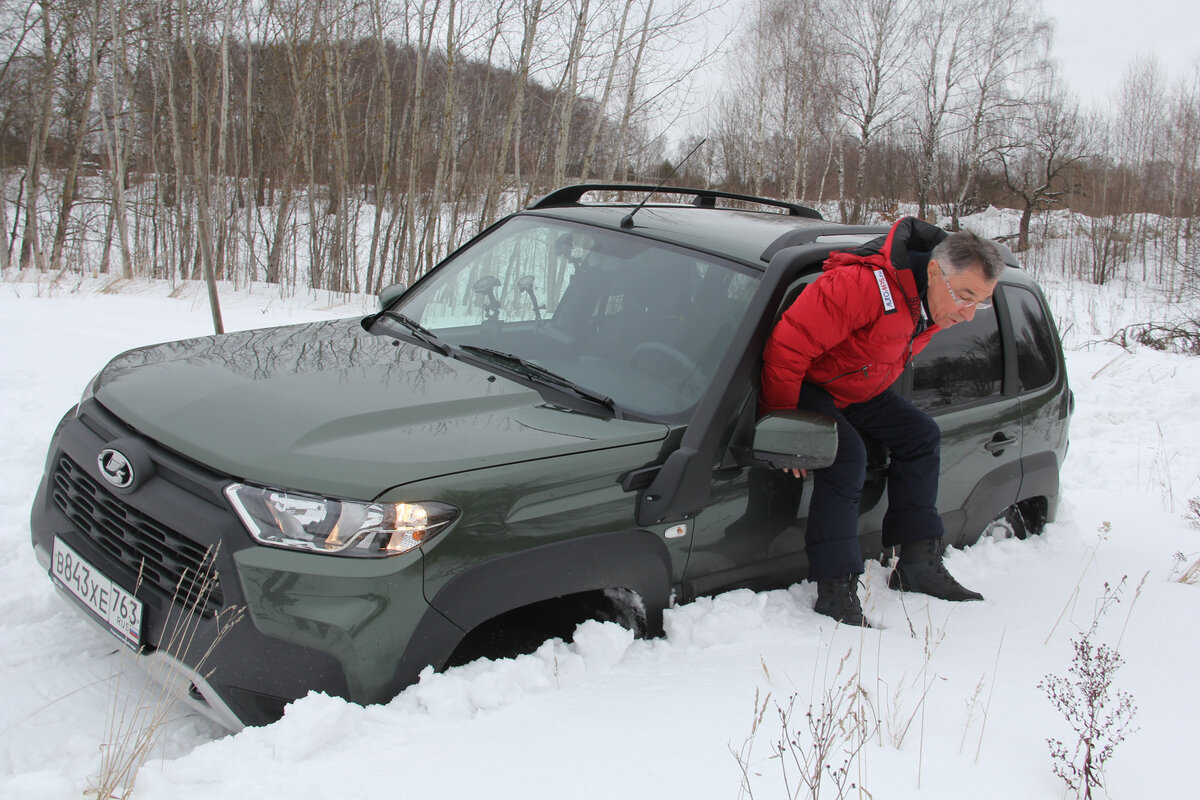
[[372, 311, 452, 355], [458, 345, 619, 417]]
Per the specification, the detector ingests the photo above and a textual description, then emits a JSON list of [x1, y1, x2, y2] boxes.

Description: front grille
[[51, 455, 224, 617]]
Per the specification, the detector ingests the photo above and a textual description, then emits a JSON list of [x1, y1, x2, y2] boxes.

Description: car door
[[907, 292, 1023, 546], [1002, 283, 1071, 515], [679, 275, 891, 597]]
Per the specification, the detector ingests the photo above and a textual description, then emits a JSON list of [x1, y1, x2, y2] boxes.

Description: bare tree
[[579, 0, 633, 180], [0, 1, 41, 271], [825, 0, 917, 223], [19, 0, 80, 270], [400, 0, 440, 284], [1113, 55, 1169, 271], [481, 0, 544, 227], [550, 0, 591, 187], [999, 81, 1086, 252], [945, 0, 1052, 229], [179, 0, 234, 331], [909, 0, 972, 221], [97, 0, 134, 280], [1165, 61, 1200, 293], [47, 0, 105, 272], [770, 0, 836, 204]]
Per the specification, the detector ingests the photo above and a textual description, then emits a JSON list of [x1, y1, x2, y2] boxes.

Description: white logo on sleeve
[[873, 269, 897, 314]]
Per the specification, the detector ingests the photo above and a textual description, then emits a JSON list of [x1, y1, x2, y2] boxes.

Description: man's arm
[[760, 267, 877, 413]]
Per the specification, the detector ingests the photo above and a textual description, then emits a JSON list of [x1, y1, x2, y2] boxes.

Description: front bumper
[[30, 400, 439, 728]]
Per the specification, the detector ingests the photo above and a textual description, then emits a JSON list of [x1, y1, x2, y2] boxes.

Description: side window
[[911, 307, 1003, 410], [1004, 285, 1058, 392]]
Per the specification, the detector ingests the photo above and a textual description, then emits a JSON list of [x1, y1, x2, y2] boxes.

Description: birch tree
[[946, 0, 1051, 229], [826, 0, 917, 224], [19, 0, 78, 269], [909, 0, 970, 221], [481, 0, 544, 227]]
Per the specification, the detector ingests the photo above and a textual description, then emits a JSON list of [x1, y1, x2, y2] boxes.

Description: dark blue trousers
[[797, 384, 944, 579]]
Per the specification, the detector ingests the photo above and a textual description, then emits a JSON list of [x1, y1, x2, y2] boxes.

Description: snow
[[2, 251, 1199, 799]]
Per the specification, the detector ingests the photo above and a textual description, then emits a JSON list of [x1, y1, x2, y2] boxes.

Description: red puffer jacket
[[761, 217, 948, 411]]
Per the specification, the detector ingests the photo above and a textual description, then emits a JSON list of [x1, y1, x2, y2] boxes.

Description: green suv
[[30, 186, 1071, 729]]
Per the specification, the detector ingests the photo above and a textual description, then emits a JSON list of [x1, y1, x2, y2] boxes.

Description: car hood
[[93, 318, 669, 499]]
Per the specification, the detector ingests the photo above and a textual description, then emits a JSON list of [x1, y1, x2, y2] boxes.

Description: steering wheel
[[630, 341, 697, 380]]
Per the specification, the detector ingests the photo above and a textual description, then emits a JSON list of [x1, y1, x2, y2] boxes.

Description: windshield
[[394, 216, 759, 420]]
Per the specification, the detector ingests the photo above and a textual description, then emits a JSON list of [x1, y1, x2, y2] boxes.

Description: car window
[[911, 306, 1003, 410], [1004, 285, 1058, 392], [397, 216, 760, 420]]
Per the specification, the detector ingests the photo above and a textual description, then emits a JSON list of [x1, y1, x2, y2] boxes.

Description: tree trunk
[[552, 0, 591, 187], [581, 0, 634, 180], [50, 16, 101, 273], [482, 0, 542, 227], [425, 0, 460, 274], [19, 4, 60, 271], [182, 0, 227, 333], [1017, 203, 1032, 252], [607, 0, 654, 182]]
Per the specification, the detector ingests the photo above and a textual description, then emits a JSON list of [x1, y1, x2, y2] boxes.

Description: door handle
[[984, 434, 1019, 454]]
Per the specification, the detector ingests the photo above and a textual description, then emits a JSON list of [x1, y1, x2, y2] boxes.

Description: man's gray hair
[[931, 229, 1006, 281]]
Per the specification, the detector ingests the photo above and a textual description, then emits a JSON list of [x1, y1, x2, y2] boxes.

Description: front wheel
[[982, 505, 1028, 541]]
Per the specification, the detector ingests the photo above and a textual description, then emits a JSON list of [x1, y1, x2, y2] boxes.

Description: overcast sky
[[676, 0, 1200, 142], [1041, 0, 1200, 105]]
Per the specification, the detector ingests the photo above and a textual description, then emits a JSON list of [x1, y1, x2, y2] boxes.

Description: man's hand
[[784, 468, 808, 478]]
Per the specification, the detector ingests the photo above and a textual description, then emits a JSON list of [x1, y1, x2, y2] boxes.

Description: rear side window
[[911, 307, 1003, 410], [1005, 286, 1058, 392]]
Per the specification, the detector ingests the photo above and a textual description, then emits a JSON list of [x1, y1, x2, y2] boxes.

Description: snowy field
[[1, 259, 1198, 799]]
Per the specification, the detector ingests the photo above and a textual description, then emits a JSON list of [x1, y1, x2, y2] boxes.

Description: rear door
[[907, 298, 1023, 546], [1001, 283, 1071, 512]]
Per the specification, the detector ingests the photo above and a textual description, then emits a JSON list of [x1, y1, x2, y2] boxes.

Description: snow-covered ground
[[1, 255, 1198, 799]]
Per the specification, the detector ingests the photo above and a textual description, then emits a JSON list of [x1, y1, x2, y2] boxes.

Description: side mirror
[[378, 283, 407, 309], [739, 410, 838, 471]]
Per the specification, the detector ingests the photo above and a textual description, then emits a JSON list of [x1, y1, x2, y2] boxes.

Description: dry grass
[[86, 545, 243, 800], [734, 649, 877, 800], [1039, 579, 1141, 799]]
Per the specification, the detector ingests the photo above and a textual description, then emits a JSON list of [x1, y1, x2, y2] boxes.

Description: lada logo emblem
[[97, 448, 135, 489]]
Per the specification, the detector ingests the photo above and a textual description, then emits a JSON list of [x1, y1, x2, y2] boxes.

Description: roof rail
[[758, 223, 1023, 268], [530, 184, 823, 220], [759, 224, 888, 262]]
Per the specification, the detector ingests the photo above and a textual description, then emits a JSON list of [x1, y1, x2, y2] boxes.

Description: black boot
[[814, 575, 871, 626], [889, 537, 983, 601]]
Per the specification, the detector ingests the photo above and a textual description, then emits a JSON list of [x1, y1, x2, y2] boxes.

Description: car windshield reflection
[[395, 216, 760, 420]]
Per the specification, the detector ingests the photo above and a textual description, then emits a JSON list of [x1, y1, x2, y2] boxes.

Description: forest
[[2, 0, 1198, 307]]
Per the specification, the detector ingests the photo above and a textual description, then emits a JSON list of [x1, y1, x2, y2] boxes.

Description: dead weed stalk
[[1038, 578, 1140, 799], [86, 544, 243, 800], [734, 650, 876, 800]]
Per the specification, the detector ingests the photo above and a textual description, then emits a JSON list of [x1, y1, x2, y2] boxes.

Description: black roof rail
[[759, 224, 888, 262], [530, 184, 823, 220], [758, 223, 1023, 267]]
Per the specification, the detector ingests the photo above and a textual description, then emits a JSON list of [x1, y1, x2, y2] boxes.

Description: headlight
[[76, 370, 101, 415], [224, 483, 458, 558]]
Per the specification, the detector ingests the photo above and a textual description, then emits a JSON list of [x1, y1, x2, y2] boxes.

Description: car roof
[[523, 185, 1021, 270], [523, 204, 846, 266]]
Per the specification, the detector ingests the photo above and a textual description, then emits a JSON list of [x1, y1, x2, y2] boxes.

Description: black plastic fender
[[946, 458, 1023, 547], [1017, 449, 1062, 523], [387, 530, 672, 695]]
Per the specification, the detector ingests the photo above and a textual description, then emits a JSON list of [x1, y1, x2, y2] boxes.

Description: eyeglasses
[[939, 266, 992, 310]]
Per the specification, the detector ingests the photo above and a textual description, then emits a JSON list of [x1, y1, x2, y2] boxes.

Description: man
[[760, 217, 1006, 626]]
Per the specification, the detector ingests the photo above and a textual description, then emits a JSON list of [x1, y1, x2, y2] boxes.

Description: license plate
[[51, 537, 143, 649]]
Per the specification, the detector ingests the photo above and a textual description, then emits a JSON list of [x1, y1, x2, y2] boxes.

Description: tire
[[982, 504, 1028, 541]]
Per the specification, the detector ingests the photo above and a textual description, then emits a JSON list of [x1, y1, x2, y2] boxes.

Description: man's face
[[926, 260, 997, 328]]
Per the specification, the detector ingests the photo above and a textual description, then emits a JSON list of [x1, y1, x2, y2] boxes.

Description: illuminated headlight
[[224, 483, 458, 557]]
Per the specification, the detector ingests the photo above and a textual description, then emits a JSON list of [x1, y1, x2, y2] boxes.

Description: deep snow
[[1, 251, 1198, 799]]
